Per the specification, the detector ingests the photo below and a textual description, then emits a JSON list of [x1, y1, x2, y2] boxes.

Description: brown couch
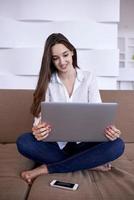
[[0, 89, 134, 200]]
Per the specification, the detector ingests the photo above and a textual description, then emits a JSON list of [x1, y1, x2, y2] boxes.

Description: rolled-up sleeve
[[33, 88, 50, 126]]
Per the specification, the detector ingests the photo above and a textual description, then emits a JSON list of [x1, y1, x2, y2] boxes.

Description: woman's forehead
[[51, 43, 70, 56]]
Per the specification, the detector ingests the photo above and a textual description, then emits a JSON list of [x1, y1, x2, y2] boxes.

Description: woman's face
[[51, 43, 74, 73]]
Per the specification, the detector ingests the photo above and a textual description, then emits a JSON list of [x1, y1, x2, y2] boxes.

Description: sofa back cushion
[[0, 89, 134, 143], [0, 90, 33, 143], [101, 90, 134, 143]]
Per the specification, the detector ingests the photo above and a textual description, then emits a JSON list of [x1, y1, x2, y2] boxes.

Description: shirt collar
[[50, 68, 84, 83], [76, 68, 84, 82]]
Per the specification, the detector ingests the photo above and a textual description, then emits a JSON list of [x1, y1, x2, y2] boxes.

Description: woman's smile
[[51, 43, 74, 73]]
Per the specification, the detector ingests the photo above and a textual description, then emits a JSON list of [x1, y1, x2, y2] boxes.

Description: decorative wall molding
[[0, 0, 120, 22], [0, 0, 120, 89]]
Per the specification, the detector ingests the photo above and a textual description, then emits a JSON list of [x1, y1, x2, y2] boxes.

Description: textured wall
[[0, 0, 120, 89]]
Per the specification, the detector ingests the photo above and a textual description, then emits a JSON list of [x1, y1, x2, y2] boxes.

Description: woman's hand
[[32, 121, 52, 141], [104, 125, 121, 141]]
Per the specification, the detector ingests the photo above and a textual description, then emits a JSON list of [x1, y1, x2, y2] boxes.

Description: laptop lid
[[41, 102, 118, 142]]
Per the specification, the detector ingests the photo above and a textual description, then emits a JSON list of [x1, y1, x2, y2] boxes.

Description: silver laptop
[[41, 102, 118, 142]]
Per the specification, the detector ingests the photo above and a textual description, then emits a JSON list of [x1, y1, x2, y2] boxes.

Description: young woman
[[16, 33, 125, 184]]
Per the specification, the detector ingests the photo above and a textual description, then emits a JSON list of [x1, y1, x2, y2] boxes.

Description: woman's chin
[[59, 68, 68, 73]]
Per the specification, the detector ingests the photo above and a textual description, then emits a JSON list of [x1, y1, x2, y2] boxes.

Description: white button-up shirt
[[34, 68, 101, 149]]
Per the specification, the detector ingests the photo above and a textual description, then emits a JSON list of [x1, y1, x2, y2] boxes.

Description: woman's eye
[[64, 54, 68, 57], [52, 57, 58, 61], [52, 54, 68, 61]]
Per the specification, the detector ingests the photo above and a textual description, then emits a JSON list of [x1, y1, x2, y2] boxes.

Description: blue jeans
[[16, 132, 125, 173]]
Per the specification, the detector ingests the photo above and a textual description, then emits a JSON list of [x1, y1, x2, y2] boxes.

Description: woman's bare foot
[[21, 164, 48, 184], [90, 163, 112, 172]]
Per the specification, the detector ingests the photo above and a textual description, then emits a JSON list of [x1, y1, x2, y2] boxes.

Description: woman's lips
[[60, 65, 67, 69]]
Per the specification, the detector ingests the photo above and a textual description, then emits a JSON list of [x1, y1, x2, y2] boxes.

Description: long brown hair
[[31, 33, 79, 117]]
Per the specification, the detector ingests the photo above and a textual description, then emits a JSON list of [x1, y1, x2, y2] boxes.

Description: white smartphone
[[50, 180, 79, 191]]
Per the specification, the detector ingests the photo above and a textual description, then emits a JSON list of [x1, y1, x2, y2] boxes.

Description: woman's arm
[[32, 88, 52, 141]]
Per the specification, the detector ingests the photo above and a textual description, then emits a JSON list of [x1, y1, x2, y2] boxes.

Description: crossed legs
[[16, 132, 125, 183]]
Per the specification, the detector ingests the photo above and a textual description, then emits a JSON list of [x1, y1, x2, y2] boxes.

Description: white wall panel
[[0, 48, 119, 77], [0, 75, 117, 90], [0, 75, 37, 89], [0, 48, 43, 75], [118, 68, 134, 81], [0, 19, 117, 49], [0, 0, 120, 22], [0, 0, 119, 90], [97, 77, 117, 89], [77, 49, 119, 76]]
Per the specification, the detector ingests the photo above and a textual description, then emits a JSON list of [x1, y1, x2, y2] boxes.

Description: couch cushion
[[0, 143, 34, 177], [27, 143, 134, 200], [0, 177, 30, 200], [110, 143, 134, 177], [28, 170, 101, 200], [28, 162, 134, 200], [92, 167, 134, 200], [124, 143, 134, 161], [100, 90, 134, 142], [93, 144, 134, 200]]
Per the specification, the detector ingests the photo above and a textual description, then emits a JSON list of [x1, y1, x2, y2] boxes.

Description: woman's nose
[[59, 57, 65, 64]]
